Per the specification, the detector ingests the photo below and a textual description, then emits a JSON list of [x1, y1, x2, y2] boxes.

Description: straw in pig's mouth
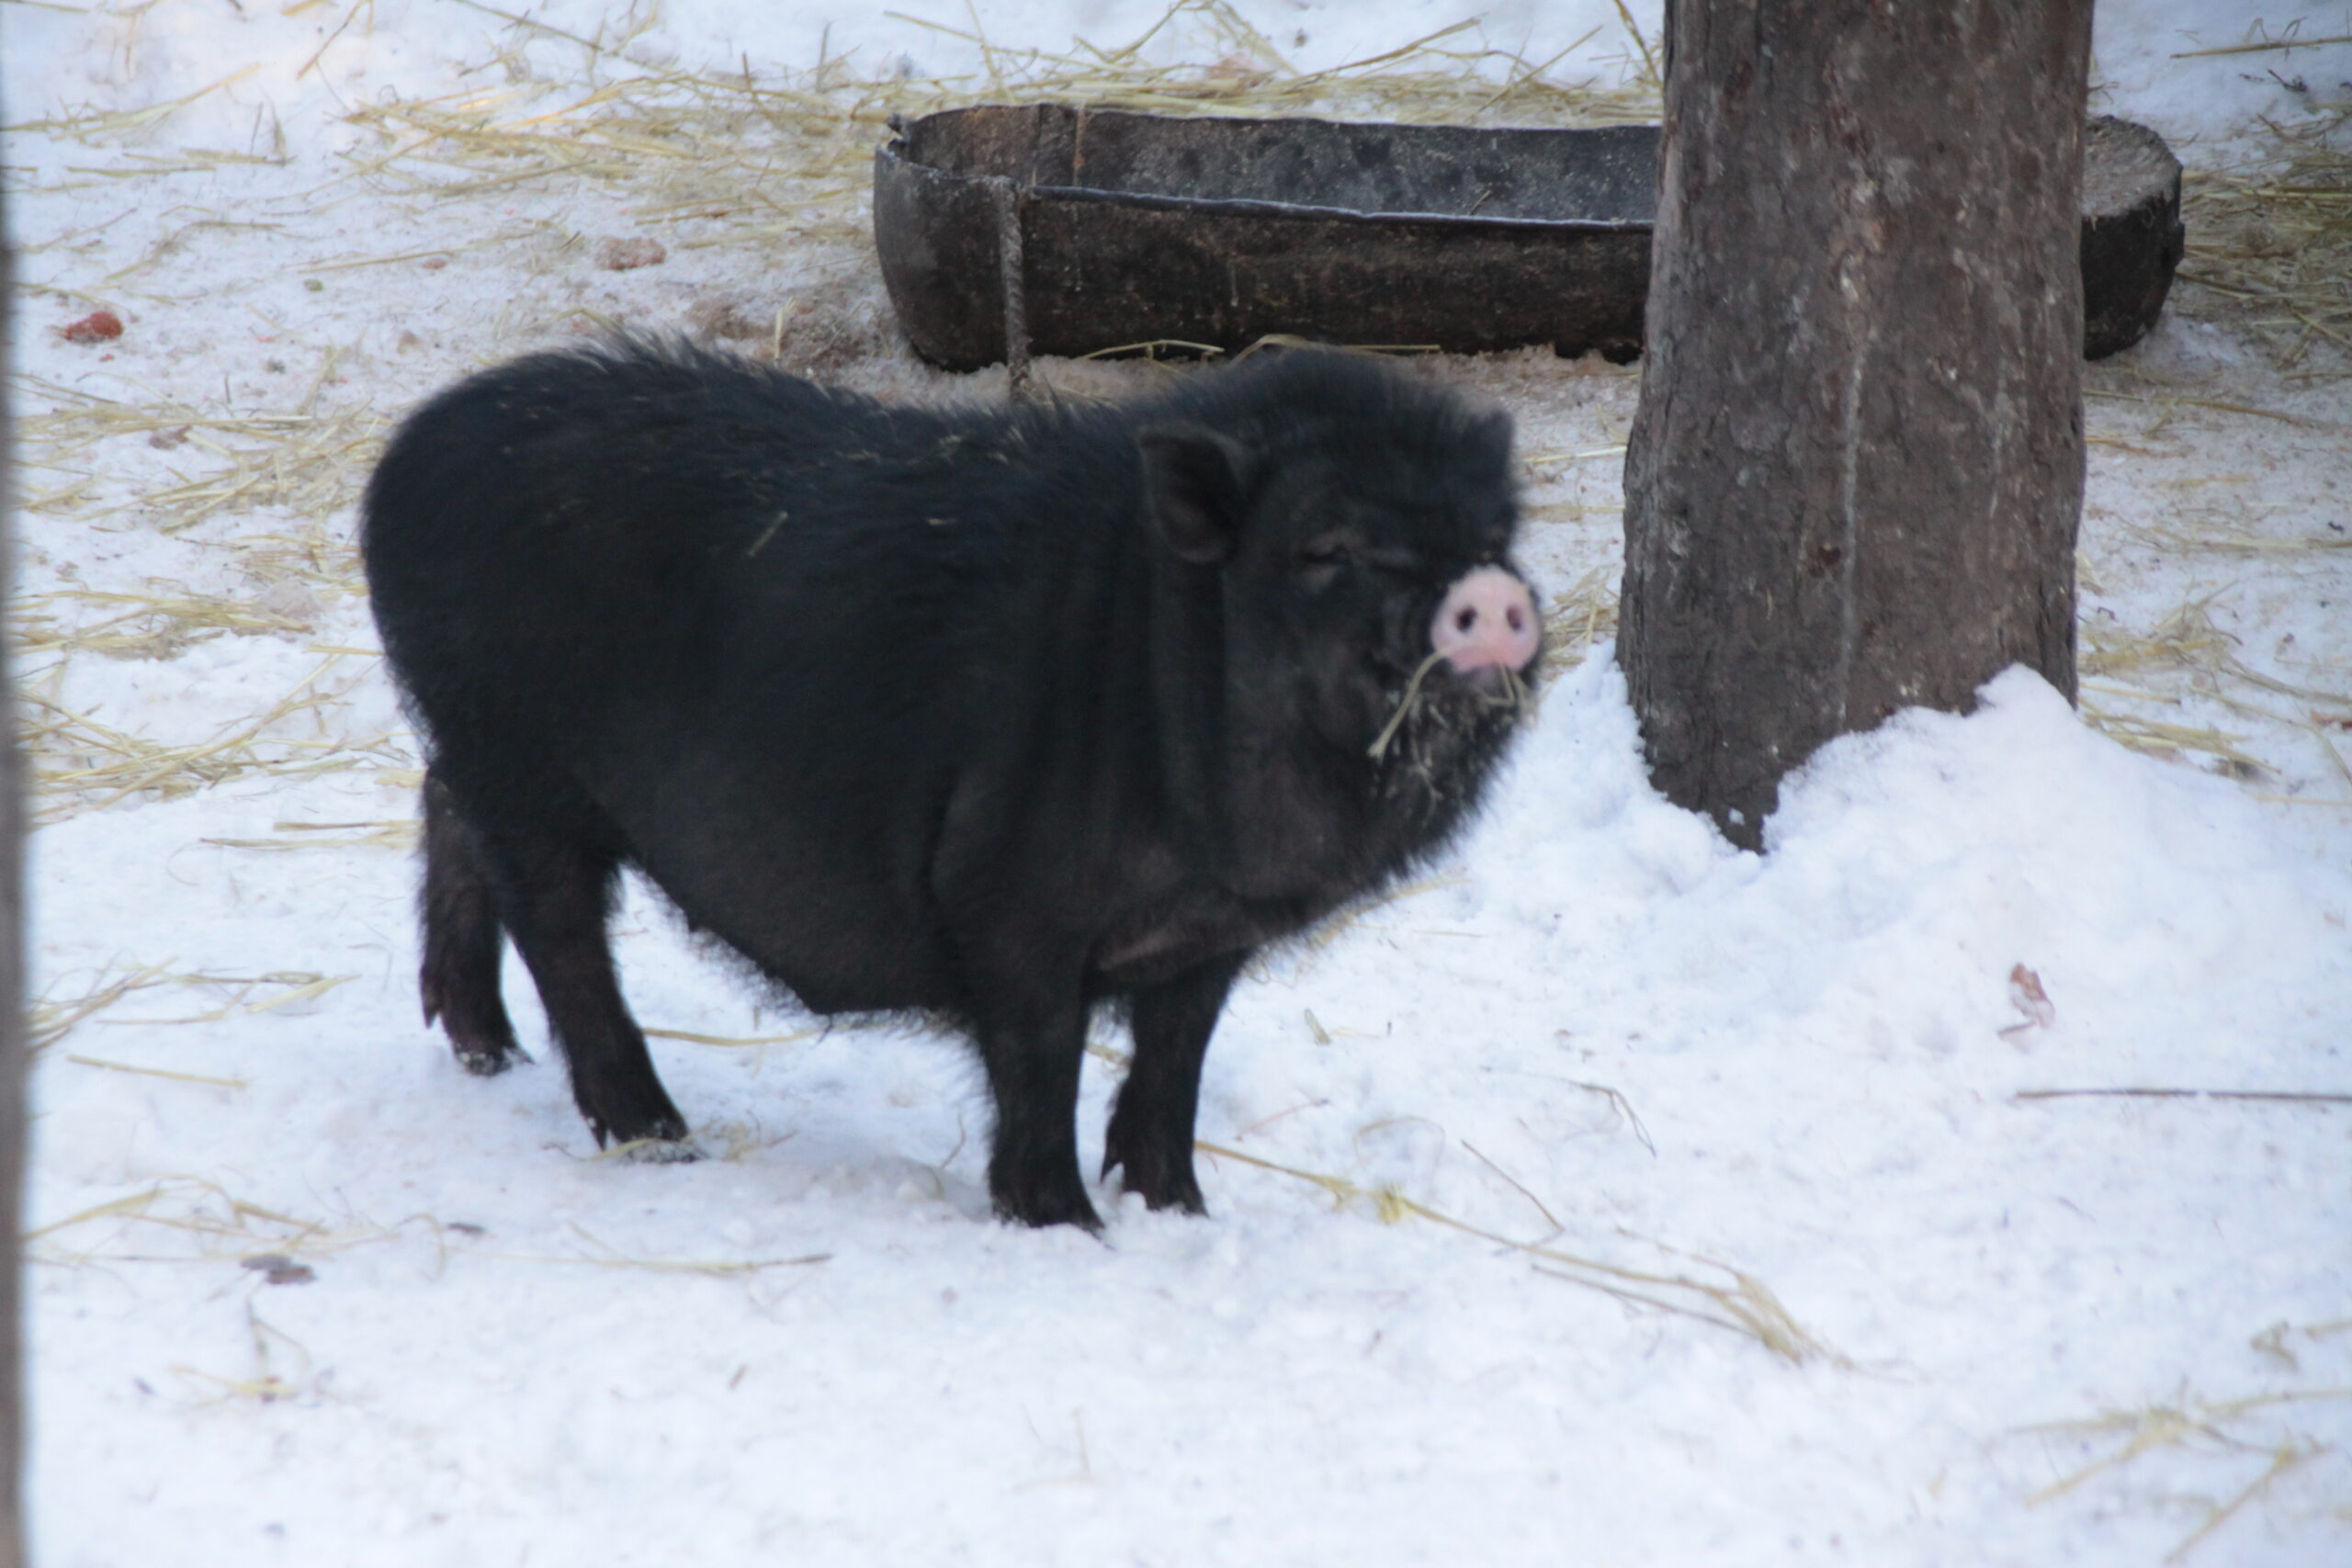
[[1368, 649, 1530, 764]]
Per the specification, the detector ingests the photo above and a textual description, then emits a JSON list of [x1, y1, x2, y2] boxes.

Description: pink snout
[[1430, 567, 1541, 677]]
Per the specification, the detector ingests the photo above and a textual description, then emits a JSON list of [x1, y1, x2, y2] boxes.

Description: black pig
[[362, 340, 1541, 1230]]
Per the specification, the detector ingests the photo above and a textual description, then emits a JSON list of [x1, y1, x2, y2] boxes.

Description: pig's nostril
[[1506, 606, 1524, 632], [1455, 608, 1476, 633]]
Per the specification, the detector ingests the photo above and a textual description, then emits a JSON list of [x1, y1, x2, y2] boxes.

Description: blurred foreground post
[[1621, 0, 2092, 850], [0, 133, 27, 1568]]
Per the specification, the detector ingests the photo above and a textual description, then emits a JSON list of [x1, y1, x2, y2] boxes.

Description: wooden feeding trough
[[872, 106, 2183, 371]]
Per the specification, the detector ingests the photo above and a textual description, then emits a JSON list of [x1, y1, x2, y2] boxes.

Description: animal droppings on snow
[[595, 236, 668, 271], [2003, 964, 2058, 1043], [240, 1253, 318, 1286], [58, 309, 122, 344]]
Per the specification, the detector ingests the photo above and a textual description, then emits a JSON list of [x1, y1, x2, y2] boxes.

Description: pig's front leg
[[969, 971, 1102, 1232], [1103, 952, 1245, 1215]]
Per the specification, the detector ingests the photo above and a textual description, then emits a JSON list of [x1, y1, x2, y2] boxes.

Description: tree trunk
[[1621, 0, 2091, 850]]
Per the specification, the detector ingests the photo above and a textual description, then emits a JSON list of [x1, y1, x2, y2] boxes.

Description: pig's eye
[[1362, 548, 1424, 580], [1295, 536, 1357, 570]]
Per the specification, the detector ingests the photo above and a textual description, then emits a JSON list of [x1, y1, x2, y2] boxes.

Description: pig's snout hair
[[1430, 567, 1541, 676]]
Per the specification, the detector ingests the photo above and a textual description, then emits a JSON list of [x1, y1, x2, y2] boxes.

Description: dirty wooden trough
[[874, 107, 2183, 371]]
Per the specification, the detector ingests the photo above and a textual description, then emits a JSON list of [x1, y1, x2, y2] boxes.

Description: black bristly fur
[[362, 340, 1537, 1229]]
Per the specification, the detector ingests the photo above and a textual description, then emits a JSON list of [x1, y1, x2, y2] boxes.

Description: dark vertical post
[[1621, 0, 2092, 849], [0, 105, 28, 1568]]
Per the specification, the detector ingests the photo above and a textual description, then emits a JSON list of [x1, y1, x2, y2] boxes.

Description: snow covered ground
[[6, 3, 2350, 1564]]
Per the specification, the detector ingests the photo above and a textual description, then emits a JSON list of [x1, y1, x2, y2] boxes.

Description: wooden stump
[[2081, 116, 2186, 359]]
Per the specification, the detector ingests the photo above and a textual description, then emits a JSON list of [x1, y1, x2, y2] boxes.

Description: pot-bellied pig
[[362, 340, 1542, 1230]]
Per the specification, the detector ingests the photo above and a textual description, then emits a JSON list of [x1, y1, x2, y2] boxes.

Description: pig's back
[[362, 338, 1140, 1012]]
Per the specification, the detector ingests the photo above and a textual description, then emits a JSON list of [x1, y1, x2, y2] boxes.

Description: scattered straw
[[12, 374, 389, 535], [267, 0, 1663, 289], [30, 1175, 359, 1262], [2076, 576, 2352, 780], [2077, 698, 2269, 772], [2174, 103, 2352, 375], [2161, 1442, 2320, 1564], [1195, 1137, 1832, 1363], [4, 65, 262, 141], [2084, 388, 2331, 428], [22, 654, 413, 824], [869, 1, 1659, 128], [26, 1172, 824, 1286], [15, 587, 321, 661], [31, 962, 354, 1053], [2018, 1386, 2352, 1561], [1537, 567, 1620, 683], [102, 971, 353, 1025], [30, 958, 178, 1052]]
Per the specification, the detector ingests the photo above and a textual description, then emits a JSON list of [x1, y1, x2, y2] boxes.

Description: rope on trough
[[988, 175, 1036, 402]]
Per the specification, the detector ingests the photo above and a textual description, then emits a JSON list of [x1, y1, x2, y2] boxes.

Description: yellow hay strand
[[29, 1176, 341, 1255], [101, 972, 353, 1026], [1302, 871, 1471, 954], [204, 819, 419, 852], [64, 1055, 248, 1090], [29, 959, 178, 1052], [31, 962, 356, 1053], [642, 1026, 824, 1047], [5, 65, 262, 141], [1195, 1138, 1832, 1363], [476, 1224, 829, 1277], [2162, 1442, 2319, 1564], [1523, 444, 1628, 468], [465, 1247, 831, 1277]]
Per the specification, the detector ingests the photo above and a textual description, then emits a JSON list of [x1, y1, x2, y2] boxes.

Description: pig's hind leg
[[419, 770, 527, 1077], [468, 801, 696, 1159], [1102, 953, 1244, 1215]]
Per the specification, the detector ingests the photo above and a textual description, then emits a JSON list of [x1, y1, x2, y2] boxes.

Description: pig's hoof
[[990, 1180, 1104, 1233], [447, 1025, 528, 1077], [454, 1042, 526, 1077], [1135, 1176, 1207, 1216], [609, 1135, 703, 1165], [592, 1109, 699, 1163], [1102, 1130, 1207, 1214], [1114, 1168, 1206, 1215]]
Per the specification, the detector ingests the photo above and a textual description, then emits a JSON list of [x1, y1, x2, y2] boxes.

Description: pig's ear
[[1137, 424, 1252, 565]]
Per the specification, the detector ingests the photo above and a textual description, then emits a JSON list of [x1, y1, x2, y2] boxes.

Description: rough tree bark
[[1621, 0, 2092, 850]]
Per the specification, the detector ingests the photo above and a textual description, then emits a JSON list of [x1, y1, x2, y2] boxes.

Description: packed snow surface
[[6, 4, 2350, 1565]]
